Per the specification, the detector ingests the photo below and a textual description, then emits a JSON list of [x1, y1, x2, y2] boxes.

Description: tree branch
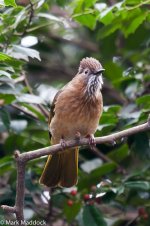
[[1, 119, 150, 225], [15, 151, 26, 224]]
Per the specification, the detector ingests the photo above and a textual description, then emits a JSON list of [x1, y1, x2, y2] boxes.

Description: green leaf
[[78, 162, 117, 189], [0, 156, 14, 175], [64, 201, 82, 222], [13, 7, 26, 29], [51, 193, 68, 208], [16, 94, 45, 104], [108, 144, 129, 163], [103, 105, 121, 114], [83, 205, 107, 226], [91, 162, 117, 177], [96, 124, 115, 136], [99, 7, 115, 25], [101, 191, 117, 203], [104, 61, 123, 81], [124, 181, 150, 190], [12, 45, 41, 61], [122, 12, 147, 37], [0, 52, 13, 61], [0, 66, 14, 72], [0, 107, 10, 130], [84, 0, 97, 8], [100, 113, 118, 125], [4, 134, 26, 153], [136, 94, 150, 109], [132, 133, 150, 157], [4, 0, 17, 7], [74, 12, 97, 29], [21, 103, 45, 121], [56, 0, 69, 7], [0, 52, 22, 67], [0, 70, 11, 78], [72, 0, 96, 14], [125, 0, 145, 6], [98, 18, 121, 39], [0, 94, 16, 104]]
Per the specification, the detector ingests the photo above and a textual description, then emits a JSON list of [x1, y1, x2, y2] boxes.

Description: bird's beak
[[94, 68, 105, 75]]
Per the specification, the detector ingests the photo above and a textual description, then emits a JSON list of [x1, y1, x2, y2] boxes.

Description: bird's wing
[[48, 89, 63, 139], [48, 82, 70, 125]]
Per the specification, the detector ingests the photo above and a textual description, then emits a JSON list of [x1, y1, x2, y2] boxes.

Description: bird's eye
[[84, 70, 89, 74]]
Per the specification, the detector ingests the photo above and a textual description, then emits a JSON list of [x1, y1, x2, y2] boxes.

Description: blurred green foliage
[[0, 0, 150, 225]]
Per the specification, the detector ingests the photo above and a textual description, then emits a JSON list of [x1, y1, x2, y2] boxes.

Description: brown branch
[[15, 151, 26, 225], [21, 120, 150, 162], [2, 151, 26, 225], [1, 119, 150, 225], [1, 205, 16, 213]]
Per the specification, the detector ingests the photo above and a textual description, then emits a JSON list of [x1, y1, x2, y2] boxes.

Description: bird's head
[[78, 57, 104, 95]]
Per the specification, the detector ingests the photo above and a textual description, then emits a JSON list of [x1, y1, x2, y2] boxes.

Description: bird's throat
[[86, 75, 103, 97]]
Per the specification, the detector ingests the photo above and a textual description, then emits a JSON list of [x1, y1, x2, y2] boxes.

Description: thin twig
[[1, 118, 150, 225], [22, 0, 34, 36], [13, 75, 25, 84], [125, 0, 150, 10], [91, 146, 127, 174], [23, 72, 49, 118], [12, 103, 38, 120], [90, 146, 113, 163]]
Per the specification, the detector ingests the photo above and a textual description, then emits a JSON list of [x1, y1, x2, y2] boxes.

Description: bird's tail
[[39, 148, 79, 187]]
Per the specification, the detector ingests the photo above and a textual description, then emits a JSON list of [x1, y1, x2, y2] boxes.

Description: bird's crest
[[79, 57, 102, 73]]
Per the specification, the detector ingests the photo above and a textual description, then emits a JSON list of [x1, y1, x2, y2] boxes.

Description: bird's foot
[[75, 131, 81, 142], [86, 134, 96, 150], [111, 139, 116, 146], [60, 136, 67, 150]]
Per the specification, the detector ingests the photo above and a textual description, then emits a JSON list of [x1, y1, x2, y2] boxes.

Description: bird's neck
[[71, 73, 103, 100], [86, 75, 103, 97]]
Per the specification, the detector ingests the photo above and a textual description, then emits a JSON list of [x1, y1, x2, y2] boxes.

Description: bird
[[39, 57, 104, 188]]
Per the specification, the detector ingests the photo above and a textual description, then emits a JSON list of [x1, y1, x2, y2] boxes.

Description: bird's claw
[[87, 134, 96, 150], [60, 136, 67, 150], [75, 131, 81, 141], [112, 140, 117, 146], [111, 139, 116, 146]]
